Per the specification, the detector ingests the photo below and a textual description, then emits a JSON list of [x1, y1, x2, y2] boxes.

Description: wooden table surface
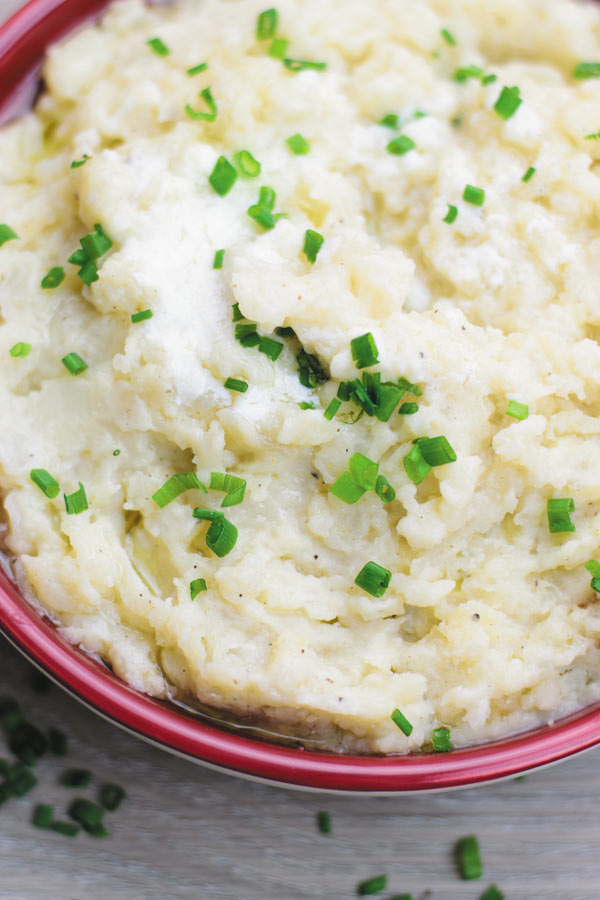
[[1, 2, 600, 897]]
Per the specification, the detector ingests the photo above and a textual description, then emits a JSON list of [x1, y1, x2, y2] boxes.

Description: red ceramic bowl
[[2, 0, 600, 793]]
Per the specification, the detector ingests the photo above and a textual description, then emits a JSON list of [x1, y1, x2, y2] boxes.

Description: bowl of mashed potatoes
[[2, 0, 600, 792]]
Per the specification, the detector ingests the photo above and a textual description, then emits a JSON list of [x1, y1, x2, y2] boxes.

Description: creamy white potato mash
[[3, 0, 600, 753]]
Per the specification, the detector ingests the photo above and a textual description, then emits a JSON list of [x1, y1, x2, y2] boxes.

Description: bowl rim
[[2, 0, 600, 794]]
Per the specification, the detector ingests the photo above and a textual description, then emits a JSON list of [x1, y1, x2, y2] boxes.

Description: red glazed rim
[[2, 0, 600, 793]]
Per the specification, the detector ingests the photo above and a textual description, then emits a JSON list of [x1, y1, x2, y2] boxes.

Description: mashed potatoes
[[2, 0, 600, 753]]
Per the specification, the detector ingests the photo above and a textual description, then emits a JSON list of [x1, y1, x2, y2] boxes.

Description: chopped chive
[[152, 473, 206, 508], [190, 578, 207, 599], [346, 378, 376, 415], [232, 303, 244, 322], [299, 401, 316, 409], [287, 133, 310, 154], [355, 561, 391, 598], [68, 798, 107, 835], [192, 508, 225, 521], [323, 398, 341, 421], [506, 399, 528, 420], [61, 352, 88, 376], [416, 436, 457, 467], [397, 377, 422, 396], [493, 85, 522, 120], [64, 482, 88, 515], [99, 783, 126, 812], [283, 58, 327, 72], [49, 727, 68, 756], [443, 204, 458, 224], [0, 224, 18, 247], [70, 154, 89, 169], [187, 62, 208, 76], [297, 347, 328, 388], [316, 810, 331, 835], [147, 37, 170, 56], [0, 698, 23, 733], [374, 383, 403, 422], [205, 515, 238, 557], [387, 135, 416, 155], [303, 229, 324, 264], [440, 27, 456, 46], [522, 166, 536, 183], [259, 185, 276, 210], [213, 249, 225, 269], [247, 204, 277, 229], [432, 726, 452, 752], [274, 325, 295, 337], [60, 768, 92, 788], [357, 875, 387, 896], [351, 332, 379, 369], [348, 453, 378, 490], [403, 444, 432, 485], [224, 377, 248, 393], [3, 761, 37, 794], [30, 469, 60, 499], [186, 86, 217, 121], [547, 497, 575, 534], [269, 37, 289, 59], [235, 322, 259, 342], [235, 150, 261, 177], [398, 402, 418, 415], [9, 341, 31, 358], [391, 707, 413, 736], [375, 474, 395, 503], [41, 266, 65, 289], [573, 62, 600, 79], [256, 8, 278, 40], [51, 820, 80, 837], [258, 335, 284, 360], [456, 835, 483, 880], [463, 184, 485, 206], [80, 224, 112, 260], [479, 887, 504, 900], [78, 260, 99, 285], [209, 156, 238, 195], [379, 113, 399, 128], [453, 64, 484, 82], [112, 449, 121, 457], [330, 472, 367, 504], [131, 309, 153, 323], [209, 471, 246, 507], [585, 559, 600, 579], [33, 803, 54, 829]]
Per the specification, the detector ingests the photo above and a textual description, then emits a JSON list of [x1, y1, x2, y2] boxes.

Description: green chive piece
[[79, 224, 112, 260], [391, 707, 413, 736], [274, 325, 295, 337], [573, 62, 600, 79], [379, 113, 399, 128], [323, 398, 341, 421], [0, 698, 23, 733], [9, 342, 31, 358], [61, 352, 88, 376], [585, 559, 600, 580], [479, 887, 504, 900], [0, 225, 18, 247], [209, 471, 247, 507], [397, 377, 422, 396], [64, 483, 88, 515], [131, 309, 153, 323], [258, 335, 284, 360], [357, 875, 387, 896], [257, 7, 278, 40], [506, 399, 528, 420], [375, 474, 395, 503], [440, 27, 456, 46], [152, 473, 206, 508], [403, 444, 432, 485], [192, 508, 225, 521], [187, 62, 208, 76], [190, 578, 207, 599], [205, 515, 238, 557], [522, 166, 536, 183], [348, 453, 378, 490], [453, 64, 484, 82], [99, 783, 126, 812], [147, 37, 170, 56], [112, 449, 121, 457], [259, 185, 276, 210], [235, 150, 261, 177], [213, 249, 225, 269], [283, 58, 327, 72], [432, 726, 452, 752], [547, 498, 575, 534], [209, 156, 238, 195], [463, 184, 485, 205], [299, 401, 316, 409], [287, 133, 310, 154], [456, 835, 483, 880], [494, 85, 522, 120], [224, 377, 248, 393], [387, 135, 416, 155], [443, 204, 458, 224], [355, 561, 391, 598], [33, 803, 54, 829], [78, 260, 99, 285], [398, 402, 419, 415], [232, 303, 244, 322], [248, 203, 277, 230], [60, 768, 92, 788], [41, 266, 65, 289], [303, 229, 324, 264], [186, 86, 217, 121], [30, 469, 60, 499], [235, 322, 259, 343], [70, 154, 89, 169], [269, 37, 289, 59], [68, 798, 107, 836], [417, 436, 457, 467], [351, 332, 379, 369], [51, 820, 80, 837], [330, 472, 367, 505], [316, 810, 331, 835], [49, 727, 68, 756], [3, 760, 38, 793], [297, 347, 328, 387]]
